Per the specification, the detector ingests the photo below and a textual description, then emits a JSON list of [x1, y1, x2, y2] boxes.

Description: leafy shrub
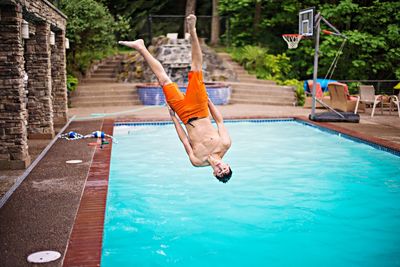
[[347, 82, 361, 95], [67, 75, 79, 92], [232, 45, 267, 70], [258, 53, 292, 81], [61, 0, 117, 75], [114, 15, 133, 41], [231, 45, 294, 82]]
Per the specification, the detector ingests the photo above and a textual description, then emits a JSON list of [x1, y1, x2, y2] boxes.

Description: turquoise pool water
[[101, 120, 400, 267]]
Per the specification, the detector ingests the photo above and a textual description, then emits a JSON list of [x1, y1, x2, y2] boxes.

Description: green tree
[[210, 0, 220, 45], [60, 0, 116, 74], [100, 0, 169, 40], [320, 0, 400, 80]]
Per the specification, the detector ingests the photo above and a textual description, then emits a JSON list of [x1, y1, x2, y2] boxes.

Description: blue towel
[[303, 78, 337, 93]]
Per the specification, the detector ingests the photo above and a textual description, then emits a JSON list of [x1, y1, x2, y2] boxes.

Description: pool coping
[[62, 116, 400, 266], [63, 119, 114, 267]]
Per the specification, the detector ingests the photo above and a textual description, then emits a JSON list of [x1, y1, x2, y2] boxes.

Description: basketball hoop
[[282, 34, 303, 49]]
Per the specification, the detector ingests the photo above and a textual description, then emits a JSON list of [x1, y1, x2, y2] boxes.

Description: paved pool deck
[[0, 104, 399, 266]]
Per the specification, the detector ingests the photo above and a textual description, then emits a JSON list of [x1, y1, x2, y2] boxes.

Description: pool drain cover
[[27, 250, 61, 263], [66, 159, 83, 164]]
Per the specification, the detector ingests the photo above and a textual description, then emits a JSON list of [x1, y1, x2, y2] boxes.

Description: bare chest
[[191, 135, 222, 161]]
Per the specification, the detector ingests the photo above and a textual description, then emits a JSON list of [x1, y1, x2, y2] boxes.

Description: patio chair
[[354, 85, 384, 116], [328, 82, 359, 113], [356, 85, 396, 117], [390, 91, 400, 117]]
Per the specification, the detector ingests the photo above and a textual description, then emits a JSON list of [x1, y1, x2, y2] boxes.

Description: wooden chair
[[328, 82, 359, 113]]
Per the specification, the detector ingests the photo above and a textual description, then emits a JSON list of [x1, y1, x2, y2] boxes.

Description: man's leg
[[119, 40, 172, 86], [186, 15, 202, 71]]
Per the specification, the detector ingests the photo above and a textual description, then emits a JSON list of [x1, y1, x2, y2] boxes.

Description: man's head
[[212, 161, 232, 183]]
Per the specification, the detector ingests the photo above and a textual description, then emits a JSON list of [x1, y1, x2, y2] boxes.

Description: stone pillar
[[25, 21, 55, 139], [51, 30, 68, 124], [0, 5, 31, 170]]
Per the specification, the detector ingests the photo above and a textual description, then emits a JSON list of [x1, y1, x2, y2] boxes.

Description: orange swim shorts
[[163, 71, 209, 124]]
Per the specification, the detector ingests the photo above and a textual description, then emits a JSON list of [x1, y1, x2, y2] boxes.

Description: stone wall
[[0, 0, 67, 169], [25, 22, 54, 139], [51, 30, 67, 124], [0, 5, 31, 169]]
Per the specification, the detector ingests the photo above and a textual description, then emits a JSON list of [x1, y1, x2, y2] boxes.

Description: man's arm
[[168, 106, 202, 166], [207, 99, 231, 149]]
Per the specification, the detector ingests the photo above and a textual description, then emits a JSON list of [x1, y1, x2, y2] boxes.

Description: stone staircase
[[71, 55, 141, 107], [71, 52, 296, 108], [217, 52, 296, 106]]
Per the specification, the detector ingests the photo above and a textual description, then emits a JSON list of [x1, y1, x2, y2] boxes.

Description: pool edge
[[63, 116, 400, 266], [294, 116, 400, 156], [63, 119, 114, 267]]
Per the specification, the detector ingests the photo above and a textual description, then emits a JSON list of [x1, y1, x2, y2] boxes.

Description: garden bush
[[60, 0, 120, 75]]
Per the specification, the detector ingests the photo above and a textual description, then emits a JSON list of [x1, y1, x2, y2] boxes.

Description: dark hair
[[215, 167, 232, 183]]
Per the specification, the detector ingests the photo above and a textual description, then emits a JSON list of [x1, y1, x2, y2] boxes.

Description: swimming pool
[[101, 120, 400, 267]]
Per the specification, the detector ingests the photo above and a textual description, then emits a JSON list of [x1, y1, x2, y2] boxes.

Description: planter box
[[137, 83, 231, 105]]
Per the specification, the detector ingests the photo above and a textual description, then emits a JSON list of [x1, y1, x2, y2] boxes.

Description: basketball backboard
[[299, 7, 315, 37]]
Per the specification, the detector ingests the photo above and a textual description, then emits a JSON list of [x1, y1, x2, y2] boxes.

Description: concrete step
[[71, 99, 142, 108], [217, 52, 231, 57], [224, 61, 238, 67], [102, 60, 120, 64], [237, 78, 276, 85], [234, 69, 248, 74], [94, 69, 116, 75], [105, 59, 123, 63], [229, 82, 294, 92], [90, 73, 114, 78], [73, 94, 138, 102], [96, 66, 118, 71], [103, 59, 122, 63], [75, 89, 135, 96], [231, 88, 294, 98], [77, 83, 135, 89], [82, 78, 118, 83], [74, 89, 136, 97], [100, 62, 120, 66], [229, 98, 295, 106], [237, 73, 258, 79], [230, 64, 249, 70], [220, 59, 236, 65], [231, 90, 295, 99], [217, 54, 231, 60], [231, 90, 295, 100]]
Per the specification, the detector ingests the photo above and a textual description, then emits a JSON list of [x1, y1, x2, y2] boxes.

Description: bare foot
[[118, 39, 145, 50], [186, 14, 197, 31]]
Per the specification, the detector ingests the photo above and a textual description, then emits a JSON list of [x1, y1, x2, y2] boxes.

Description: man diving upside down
[[119, 14, 232, 183]]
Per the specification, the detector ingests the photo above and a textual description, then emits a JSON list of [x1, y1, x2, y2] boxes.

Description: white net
[[282, 34, 303, 49]]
